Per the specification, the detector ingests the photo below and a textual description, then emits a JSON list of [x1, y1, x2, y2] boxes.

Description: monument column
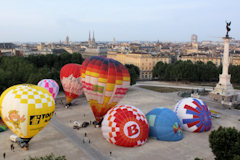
[[209, 21, 238, 108], [222, 38, 230, 75], [219, 37, 232, 87]]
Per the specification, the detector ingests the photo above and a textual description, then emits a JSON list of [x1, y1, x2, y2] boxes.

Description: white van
[[10, 134, 21, 142]]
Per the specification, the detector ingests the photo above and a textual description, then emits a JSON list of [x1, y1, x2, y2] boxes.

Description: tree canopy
[[152, 60, 240, 83], [0, 53, 84, 93], [125, 64, 140, 85], [0, 53, 140, 93], [209, 126, 240, 160]]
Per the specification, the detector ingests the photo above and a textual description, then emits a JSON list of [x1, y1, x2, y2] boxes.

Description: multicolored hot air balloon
[[81, 56, 130, 122], [0, 84, 55, 146], [38, 79, 59, 99], [102, 105, 149, 147], [60, 63, 83, 105], [0, 116, 7, 132], [146, 107, 183, 141], [174, 98, 212, 132]]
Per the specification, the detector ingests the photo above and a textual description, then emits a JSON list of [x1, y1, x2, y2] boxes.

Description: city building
[[180, 53, 222, 66], [82, 31, 107, 58], [83, 46, 107, 59], [107, 51, 171, 80], [0, 43, 16, 56], [65, 36, 70, 45]]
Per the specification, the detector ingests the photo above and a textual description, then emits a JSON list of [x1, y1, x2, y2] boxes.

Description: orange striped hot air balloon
[[81, 56, 130, 122], [60, 64, 83, 105]]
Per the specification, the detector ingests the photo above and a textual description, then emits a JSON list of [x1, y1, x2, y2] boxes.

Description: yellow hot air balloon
[[0, 84, 55, 147]]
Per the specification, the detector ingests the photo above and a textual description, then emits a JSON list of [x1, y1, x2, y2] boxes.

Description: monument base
[[209, 74, 239, 108], [209, 92, 238, 108]]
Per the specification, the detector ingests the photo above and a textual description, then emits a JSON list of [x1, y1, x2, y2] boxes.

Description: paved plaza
[[0, 81, 240, 160]]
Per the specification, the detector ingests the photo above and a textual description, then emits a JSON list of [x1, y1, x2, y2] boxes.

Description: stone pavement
[[0, 82, 240, 160]]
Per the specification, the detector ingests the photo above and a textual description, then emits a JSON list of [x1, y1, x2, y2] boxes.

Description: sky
[[0, 0, 239, 42]]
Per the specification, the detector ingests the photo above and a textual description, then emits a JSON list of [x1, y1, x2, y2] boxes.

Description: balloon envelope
[[0, 84, 55, 139], [146, 107, 183, 141], [38, 79, 59, 99], [174, 98, 212, 132], [0, 116, 7, 132], [81, 56, 130, 122], [60, 63, 83, 104], [102, 105, 149, 147]]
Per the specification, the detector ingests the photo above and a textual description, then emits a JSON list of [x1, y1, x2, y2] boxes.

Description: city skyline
[[0, 0, 239, 42]]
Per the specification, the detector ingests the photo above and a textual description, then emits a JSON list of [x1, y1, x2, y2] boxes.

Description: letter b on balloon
[[124, 122, 140, 138]]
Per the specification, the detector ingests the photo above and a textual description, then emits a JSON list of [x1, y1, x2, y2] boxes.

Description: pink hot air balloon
[[38, 79, 59, 99]]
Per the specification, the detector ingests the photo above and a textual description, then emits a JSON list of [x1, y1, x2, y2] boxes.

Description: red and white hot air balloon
[[101, 105, 149, 147], [60, 63, 83, 105]]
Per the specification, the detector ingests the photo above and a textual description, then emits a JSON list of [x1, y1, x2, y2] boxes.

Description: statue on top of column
[[226, 21, 231, 38]]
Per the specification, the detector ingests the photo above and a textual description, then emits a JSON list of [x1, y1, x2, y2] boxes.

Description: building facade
[[180, 53, 222, 66], [107, 51, 171, 80]]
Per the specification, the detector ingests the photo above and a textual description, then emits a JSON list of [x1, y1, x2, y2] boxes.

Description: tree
[[125, 64, 140, 85], [206, 61, 218, 81], [209, 126, 240, 160], [27, 153, 66, 160], [0, 53, 84, 93], [153, 61, 167, 79]]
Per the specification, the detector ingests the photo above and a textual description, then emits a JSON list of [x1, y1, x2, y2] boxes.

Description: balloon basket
[[93, 120, 102, 128], [23, 146, 29, 151]]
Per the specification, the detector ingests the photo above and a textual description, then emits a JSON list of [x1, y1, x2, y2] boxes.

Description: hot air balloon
[[38, 79, 59, 99], [0, 116, 7, 132], [174, 98, 212, 132], [0, 84, 55, 148], [146, 107, 183, 141], [60, 63, 83, 106], [101, 105, 149, 147], [81, 56, 130, 123]]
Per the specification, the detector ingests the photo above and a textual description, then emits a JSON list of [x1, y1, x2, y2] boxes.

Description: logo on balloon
[[124, 121, 140, 138], [29, 111, 54, 125], [173, 122, 182, 136], [4, 110, 26, 129]]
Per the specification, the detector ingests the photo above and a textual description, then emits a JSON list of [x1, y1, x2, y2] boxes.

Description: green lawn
[[139, 85, 189, 93]]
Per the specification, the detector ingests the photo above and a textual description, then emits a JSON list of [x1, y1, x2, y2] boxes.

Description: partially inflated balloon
[[81, 56, 130, 122], [0, 84, 55, 142], [102, 105, 149, 147], [0, 116, 7, 132], [146, 107, 183, 141], [174, 98, 212, 132], [60, 64, 83, 104], [38, 79, 59, 99]]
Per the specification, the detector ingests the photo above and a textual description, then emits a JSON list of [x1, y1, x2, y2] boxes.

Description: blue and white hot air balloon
[[146, 107, 183, 141], [174, 98, 212, 132]]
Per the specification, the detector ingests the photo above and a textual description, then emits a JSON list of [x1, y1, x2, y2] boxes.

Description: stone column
[[222, 37, 231, 75], [218, 37, 232, 87]]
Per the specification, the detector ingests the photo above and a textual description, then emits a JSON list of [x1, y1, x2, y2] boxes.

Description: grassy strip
[[139, 85, 188, 93]]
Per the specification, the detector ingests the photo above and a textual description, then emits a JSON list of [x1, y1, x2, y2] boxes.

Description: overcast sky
[[0, 0, 239, 42]]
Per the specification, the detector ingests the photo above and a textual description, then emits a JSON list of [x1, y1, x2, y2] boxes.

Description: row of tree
[[153, 60, 240, 83], [0, 53, 140, 93], [0, 53, 84, 93]]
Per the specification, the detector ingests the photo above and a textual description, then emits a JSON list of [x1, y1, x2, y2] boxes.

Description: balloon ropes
[[81, 56, 130, 123]]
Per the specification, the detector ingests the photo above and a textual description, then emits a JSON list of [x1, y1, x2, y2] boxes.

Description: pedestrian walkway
[[50, 117, 109, 160]]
